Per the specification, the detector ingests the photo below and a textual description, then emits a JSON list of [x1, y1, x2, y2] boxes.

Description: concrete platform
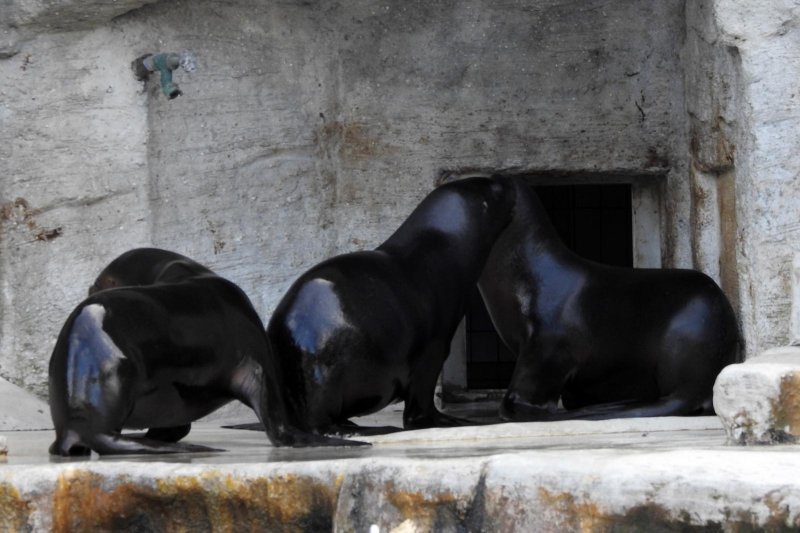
[[2, 406, 800, 531]]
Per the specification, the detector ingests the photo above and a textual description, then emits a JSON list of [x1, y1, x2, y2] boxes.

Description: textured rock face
[[0, 0, 690, 398], [714, 347, 800, 444], [2, 0, 800, 401], [4, 0, 160, 30], [2, 446, 800, 531]]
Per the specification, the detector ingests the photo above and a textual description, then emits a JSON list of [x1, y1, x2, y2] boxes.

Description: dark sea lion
[[88, 247, 205, 294], [49, 249, 360, 455], [478, 176, 740, 421], [267, 177, 516, 436]]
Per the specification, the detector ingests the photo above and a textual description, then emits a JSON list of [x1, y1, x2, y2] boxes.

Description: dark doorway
[[465, 183, 633, 389]]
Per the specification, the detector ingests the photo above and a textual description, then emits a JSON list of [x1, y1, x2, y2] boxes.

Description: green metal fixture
[[132, 52, 195, 99]]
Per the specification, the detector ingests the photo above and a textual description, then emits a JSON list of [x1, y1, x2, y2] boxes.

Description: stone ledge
[[714, 346, 800, 444], [2, 446, 800, 531], [1, 419, 800, 531]]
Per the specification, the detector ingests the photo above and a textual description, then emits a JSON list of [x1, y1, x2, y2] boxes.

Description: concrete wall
[[1, 0, 797, 398]]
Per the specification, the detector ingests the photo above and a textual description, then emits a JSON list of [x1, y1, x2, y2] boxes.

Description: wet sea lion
[[88, 247, 206, 294], [478, 176, 740, 421], [268, 177, 516, 436], [49, 249, 359, 455]]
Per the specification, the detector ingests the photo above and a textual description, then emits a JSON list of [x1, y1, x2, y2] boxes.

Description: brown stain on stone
[[716, 169, 741, 321], [688, 165, 710, 271], [0, 482, 31, 532], [385, 483, 463, 530], [535, 488, 738, 532], [536, 487, 611, 531], [774, 371, 800, 439], [645, 146, 670, 169], [51, 469, 340, 532], [690, 113, 735, 175], [315, 120, 397, 161], [763, 492, 794, 530], [0, 197, 63, 242]]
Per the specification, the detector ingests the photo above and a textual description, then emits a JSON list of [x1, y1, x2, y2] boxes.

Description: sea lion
[[49, 248, 359, 455], [478, 176, 740, 421], [267, 177, 516, 435], [88, 247, 206, 294]]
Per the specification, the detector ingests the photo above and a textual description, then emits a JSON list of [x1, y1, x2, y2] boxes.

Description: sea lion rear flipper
[[509, 396, 707, 422]]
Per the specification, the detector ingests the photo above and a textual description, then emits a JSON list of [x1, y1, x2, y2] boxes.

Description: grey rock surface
[[0, 377, 52, 431], [1, 0, 800, 402], [714, 346, 800, 444], [0, 0, 692, 399]]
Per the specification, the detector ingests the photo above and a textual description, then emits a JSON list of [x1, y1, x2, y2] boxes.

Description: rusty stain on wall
[[0, 197, 63, 242], [717, 170, 741, 318], [774, 372, 800, 440], [536, 487, 612, 532], [51, 470, 340, 533], [534, 487, 800, 532], [690, 114, 736, 176], [0, 483, 30, 533], [315, 120, 397, 162], [385, 483, 462, 529]]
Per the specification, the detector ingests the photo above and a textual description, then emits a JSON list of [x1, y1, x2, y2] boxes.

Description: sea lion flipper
[[88, 433, 223, 455], [222, 422, 264, 431], [145, 424, 192, 442], [403, 409, 476, 430], [327, 420, 403, 437], [272, 428, 370, 448], [502, 396, 708, 422]]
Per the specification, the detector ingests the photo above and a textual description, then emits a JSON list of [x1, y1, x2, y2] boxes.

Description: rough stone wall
[[684, 0, 742, 309], [1, 0, 700, 397], [696, 0, 800, 356]]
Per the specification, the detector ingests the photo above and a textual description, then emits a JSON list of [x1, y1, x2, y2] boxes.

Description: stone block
[[713, 346, 800, 444]]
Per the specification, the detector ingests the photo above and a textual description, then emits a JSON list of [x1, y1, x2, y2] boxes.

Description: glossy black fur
[[49, 248, 359, 456], [88, 248, 204, 294], [267, 177, 516, 435], [478, 177, 740, 421]]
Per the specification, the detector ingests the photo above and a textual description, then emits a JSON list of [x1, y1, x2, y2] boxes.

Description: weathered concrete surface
[[684, 0, 743, 308], [2, 418, 800, 531], [2, 0, 159, 33], [714, 346, 800, 444], [3, 0, 800, 415], [709, 0, 800, 356], [1, 0, 692, 400], [0, 377, 51, 431]]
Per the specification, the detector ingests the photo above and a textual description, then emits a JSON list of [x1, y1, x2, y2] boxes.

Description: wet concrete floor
[[1, 401, 736, 465]]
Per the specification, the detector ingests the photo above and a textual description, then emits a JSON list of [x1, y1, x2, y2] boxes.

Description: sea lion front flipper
[[145, 424, 192, 443], [327, 419, 403, 437], [222, 422, 264, 431], [88, 432, 224, 455]]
